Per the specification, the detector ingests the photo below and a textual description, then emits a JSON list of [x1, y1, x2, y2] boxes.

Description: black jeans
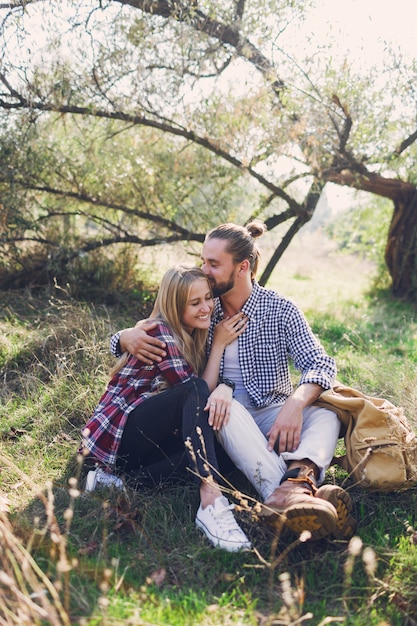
[[116, 377, 221, 486]]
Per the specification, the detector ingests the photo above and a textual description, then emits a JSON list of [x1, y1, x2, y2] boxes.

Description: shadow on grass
[[2, 289, 417, 624], [0, 450, 347, 625], [6, 447, 417, 625]]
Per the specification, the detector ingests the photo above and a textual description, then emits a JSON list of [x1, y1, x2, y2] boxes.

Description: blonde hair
[[111, 265, 211, 377]]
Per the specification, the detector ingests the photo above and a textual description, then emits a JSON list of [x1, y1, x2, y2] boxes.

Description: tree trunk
[[325, 168, 417, 302], [385, 188, 417, 300]]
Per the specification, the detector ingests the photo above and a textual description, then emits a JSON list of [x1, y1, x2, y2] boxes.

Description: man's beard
[[209, 274, 235, 298]]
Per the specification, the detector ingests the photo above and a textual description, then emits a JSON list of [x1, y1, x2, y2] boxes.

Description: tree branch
[[2, 232, 204, 261], [115, 0, 285, 97], [393, 128, 417, 157], [0, 0, 34, 8], [0, 72, 26, 105], [331, 94, 352, 153], [22, 184, 197, 237], [259, 215, 308, 286], [0, 79, 299, 209], [234, 0, 245, 21], [324, 166, 415, 201]]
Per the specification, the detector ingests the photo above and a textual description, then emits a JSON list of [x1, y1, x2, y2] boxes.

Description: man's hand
[[119, 319, 166, 364], [267, 399, 303, 454], [204, 384, 233, 431], [267, 383, 324, 454]]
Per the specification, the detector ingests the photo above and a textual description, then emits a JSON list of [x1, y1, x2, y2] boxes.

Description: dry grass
[[0, 469, 71, 626], [263, 229, 374, 311], [1, 232, 417, 625]]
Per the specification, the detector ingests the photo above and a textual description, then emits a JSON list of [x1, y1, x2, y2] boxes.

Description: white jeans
[[216, 399, 341, 501]]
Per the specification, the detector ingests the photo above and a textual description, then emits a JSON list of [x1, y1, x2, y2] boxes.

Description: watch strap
[[218, 377, 235, 392]]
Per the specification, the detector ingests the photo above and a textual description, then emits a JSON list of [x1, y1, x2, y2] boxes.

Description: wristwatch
[[218, 377, 236, 392]]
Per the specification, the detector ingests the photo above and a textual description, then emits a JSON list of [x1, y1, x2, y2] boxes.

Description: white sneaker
[[85, 467, 123, 492], [195, 496, 251, 552]]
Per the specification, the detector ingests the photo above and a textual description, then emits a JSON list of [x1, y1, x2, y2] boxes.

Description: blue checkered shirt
[[207, 282, 336, 408]]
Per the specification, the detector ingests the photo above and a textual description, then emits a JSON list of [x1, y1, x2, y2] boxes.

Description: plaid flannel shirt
[[83, 322, 194, 466], [208, 282, 336, 407]]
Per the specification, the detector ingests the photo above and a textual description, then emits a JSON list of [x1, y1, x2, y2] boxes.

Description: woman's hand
[[212, 312, 248, 348], [205, 385, 233, 431]]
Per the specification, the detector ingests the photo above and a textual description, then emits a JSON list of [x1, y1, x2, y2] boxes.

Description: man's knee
[[218, 400, 263, 443], [304, 405, 341, 435]]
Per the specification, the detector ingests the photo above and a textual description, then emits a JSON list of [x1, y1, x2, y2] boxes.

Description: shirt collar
[[213, 281, 261, 321]]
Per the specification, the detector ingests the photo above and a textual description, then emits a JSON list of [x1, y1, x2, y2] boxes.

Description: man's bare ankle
[[287, 458, 319, 479]]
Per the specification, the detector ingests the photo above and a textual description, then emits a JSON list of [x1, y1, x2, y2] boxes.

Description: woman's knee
[[185, 377, 210, 400]]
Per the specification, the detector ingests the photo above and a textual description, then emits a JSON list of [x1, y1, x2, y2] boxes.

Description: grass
[[1, 233, 417, 625]]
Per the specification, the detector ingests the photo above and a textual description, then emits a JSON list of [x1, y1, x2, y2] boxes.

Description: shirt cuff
[[110, 331, 122, 357]]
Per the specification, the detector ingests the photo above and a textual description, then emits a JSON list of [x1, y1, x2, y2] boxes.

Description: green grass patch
[[1, 253, 417, 624]]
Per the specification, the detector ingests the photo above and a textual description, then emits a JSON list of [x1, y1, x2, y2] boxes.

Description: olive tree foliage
[[1, 0, 417, 298]]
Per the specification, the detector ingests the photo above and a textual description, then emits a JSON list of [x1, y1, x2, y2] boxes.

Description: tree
[[1, 0, 417, 299]]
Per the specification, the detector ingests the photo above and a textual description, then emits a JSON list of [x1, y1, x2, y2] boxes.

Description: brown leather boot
[[259, 464, 338, 540], [315, 484, 357, 539]]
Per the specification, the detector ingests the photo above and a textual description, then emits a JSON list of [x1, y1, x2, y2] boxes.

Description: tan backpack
[[317, 383, 417, 491]]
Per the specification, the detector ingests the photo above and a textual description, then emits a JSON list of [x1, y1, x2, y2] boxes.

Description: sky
[[305, 0, 415, 65], [7, 0, 415, 75]]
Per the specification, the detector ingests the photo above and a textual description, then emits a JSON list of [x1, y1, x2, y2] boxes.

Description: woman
[[81, 265, 250, 552]]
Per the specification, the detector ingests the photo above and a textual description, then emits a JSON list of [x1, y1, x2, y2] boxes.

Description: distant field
[[262, 229, 374, 311]]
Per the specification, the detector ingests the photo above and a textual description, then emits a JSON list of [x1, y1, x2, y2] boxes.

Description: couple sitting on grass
[[80, 221, 356, 552]]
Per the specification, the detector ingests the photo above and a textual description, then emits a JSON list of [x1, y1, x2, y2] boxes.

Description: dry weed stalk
[[0, 491, 70, 626], [0, 453, 75, 626]]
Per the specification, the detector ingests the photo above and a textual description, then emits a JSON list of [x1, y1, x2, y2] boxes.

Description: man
[[111, 222, 356, 540]]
